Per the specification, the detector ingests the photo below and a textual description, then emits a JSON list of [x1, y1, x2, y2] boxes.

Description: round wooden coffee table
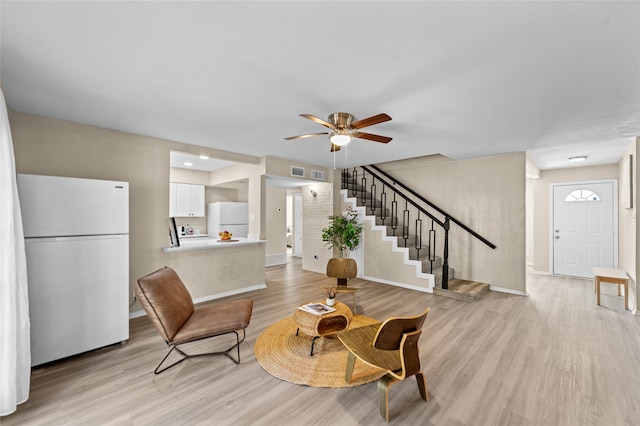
[[294, 301, 353, 356]]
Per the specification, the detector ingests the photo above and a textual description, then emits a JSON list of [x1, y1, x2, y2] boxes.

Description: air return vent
[[291, 166, 305, 177], [311, 170, 326, 181]]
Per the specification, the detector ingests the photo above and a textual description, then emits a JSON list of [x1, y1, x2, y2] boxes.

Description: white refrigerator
[[17, 174, 129, 366], [207, 202, 249, 238]]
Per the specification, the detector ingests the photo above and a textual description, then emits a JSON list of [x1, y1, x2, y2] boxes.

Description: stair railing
[[341, 165, 496, 289], [368, 164, 497, 250]]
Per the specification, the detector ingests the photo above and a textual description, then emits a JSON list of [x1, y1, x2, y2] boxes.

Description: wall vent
[[265, 253, 288, 267], [311, 170, 326, 181], [291, 166, 305, 177]]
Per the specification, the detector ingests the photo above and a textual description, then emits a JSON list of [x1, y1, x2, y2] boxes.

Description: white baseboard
[[489, 285, 528, 296], [361, 274, 434, 293], [129, 282, 267, 319]]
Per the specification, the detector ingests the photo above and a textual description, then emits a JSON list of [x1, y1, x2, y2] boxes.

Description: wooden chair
[[135, 267, 253, 374], [338, 308, 430, 421]]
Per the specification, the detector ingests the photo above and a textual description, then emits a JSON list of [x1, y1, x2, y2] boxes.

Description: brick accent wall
[[302, 181, 333, 274]]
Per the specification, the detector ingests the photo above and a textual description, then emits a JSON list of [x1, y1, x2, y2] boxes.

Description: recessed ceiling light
[[568, 156, 588, 162], [184, 162, 193, 167], [199, 155, 209, 160]]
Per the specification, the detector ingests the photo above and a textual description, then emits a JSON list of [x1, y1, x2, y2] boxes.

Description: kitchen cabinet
[[170, 183, 205, 217]]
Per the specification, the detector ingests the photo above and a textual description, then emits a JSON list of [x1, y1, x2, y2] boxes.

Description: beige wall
[[618, 138, 638, 313], [169, 167, 211, 185], [264, 155, 330, 183], [532, 164, 619, 274], [9, 111, 265, 310], [376, 153, 527, 293]]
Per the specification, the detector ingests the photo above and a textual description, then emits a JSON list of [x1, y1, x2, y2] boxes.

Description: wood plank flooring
[[2, 258, 639, 425], [434, 278, 491, 302]]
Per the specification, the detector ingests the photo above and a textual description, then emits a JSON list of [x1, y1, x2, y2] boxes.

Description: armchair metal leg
[[153, 329, 247, 374]]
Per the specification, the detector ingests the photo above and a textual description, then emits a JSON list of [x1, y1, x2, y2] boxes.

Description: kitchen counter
[[180, 233, 209, 239], [162, 237, 266, 253], [161, 236, 267, 303]]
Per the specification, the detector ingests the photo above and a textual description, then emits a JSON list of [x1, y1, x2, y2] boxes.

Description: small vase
[[326, 297, 336, 307]]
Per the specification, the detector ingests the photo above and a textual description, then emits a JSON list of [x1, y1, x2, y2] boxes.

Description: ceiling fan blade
[[350, 113, 392, 129], [330, 143, 342, 152], [300, 114, 334, 129], [352, 131, 392, 143], [284, 132, 329, 140]]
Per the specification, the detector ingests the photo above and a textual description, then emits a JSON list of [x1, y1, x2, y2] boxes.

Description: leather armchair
[[136, 267, 253, 374]]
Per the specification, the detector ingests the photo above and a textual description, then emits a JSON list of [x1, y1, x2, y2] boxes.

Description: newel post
[[442, 217, 450, 289]]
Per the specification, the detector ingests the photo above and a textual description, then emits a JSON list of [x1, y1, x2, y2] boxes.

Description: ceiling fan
[[284, 112, 392, 151]]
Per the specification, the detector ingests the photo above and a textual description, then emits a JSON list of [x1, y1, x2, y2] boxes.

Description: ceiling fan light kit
[[330, 132, 351, 146], [285, 112, 392, 152]]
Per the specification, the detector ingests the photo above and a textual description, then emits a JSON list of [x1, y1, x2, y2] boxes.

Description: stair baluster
[[370, 177, 377, 215], [350, 168, 358, 199], [402, 200, 409, 247], [415, 212, 422, 261], [360, 172, 367, 206], [442, 217, 450, 289], [380, 184, 388, 225], [391, 193, 398, 236]]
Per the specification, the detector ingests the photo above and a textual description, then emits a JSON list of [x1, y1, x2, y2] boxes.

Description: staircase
[[342, 166, 492, 302]]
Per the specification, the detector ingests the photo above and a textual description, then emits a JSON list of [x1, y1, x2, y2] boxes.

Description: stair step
[[433, 279, 490, 302]]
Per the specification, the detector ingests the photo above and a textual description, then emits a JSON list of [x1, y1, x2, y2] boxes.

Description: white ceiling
[[2, 1, 639, 171]]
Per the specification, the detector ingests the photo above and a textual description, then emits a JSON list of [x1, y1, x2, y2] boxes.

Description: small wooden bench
[[593, 267, 629, 310]]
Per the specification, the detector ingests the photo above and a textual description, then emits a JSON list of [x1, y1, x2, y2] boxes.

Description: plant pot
[[326, 258, 357, 287], [325, 297, 336, 307]]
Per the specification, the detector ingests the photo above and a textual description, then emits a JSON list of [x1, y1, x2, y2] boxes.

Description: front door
[[552, 181, 616, 278]]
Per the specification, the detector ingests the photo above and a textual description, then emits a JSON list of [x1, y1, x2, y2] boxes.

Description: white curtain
[[0, 89, 31, 415]]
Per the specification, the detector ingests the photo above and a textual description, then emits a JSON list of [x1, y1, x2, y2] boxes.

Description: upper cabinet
[[170, 183, 205, 217]]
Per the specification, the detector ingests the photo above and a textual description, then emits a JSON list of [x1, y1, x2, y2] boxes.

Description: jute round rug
[[255, 315, 386, 388]]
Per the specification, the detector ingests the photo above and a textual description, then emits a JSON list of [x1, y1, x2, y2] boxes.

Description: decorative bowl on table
[[218, 231, 233, 241]]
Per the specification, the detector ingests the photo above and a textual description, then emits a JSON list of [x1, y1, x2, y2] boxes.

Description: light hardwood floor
[[3, 258, 640, 425]]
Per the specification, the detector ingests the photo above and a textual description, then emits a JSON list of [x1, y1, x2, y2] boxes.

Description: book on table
[[298, 303, 336, 316]]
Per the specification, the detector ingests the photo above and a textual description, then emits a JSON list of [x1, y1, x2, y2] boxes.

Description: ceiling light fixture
[[199, 155, 209, 160], [184, 162, 193, 167], [330, 131, 351, 146], [568, 156, 588, 162]]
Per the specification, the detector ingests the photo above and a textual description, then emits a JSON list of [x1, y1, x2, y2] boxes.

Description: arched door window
[[564, 189, 601, 202]]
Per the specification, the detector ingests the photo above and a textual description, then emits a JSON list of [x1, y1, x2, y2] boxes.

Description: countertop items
[[162, 237, 266, 253]]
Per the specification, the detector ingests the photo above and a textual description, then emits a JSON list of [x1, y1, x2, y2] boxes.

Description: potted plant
[[322, 286, 336, 306], [321, 206, 363, 287]]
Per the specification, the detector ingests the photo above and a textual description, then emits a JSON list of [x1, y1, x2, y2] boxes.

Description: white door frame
[[549, 179, 618, 276]]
